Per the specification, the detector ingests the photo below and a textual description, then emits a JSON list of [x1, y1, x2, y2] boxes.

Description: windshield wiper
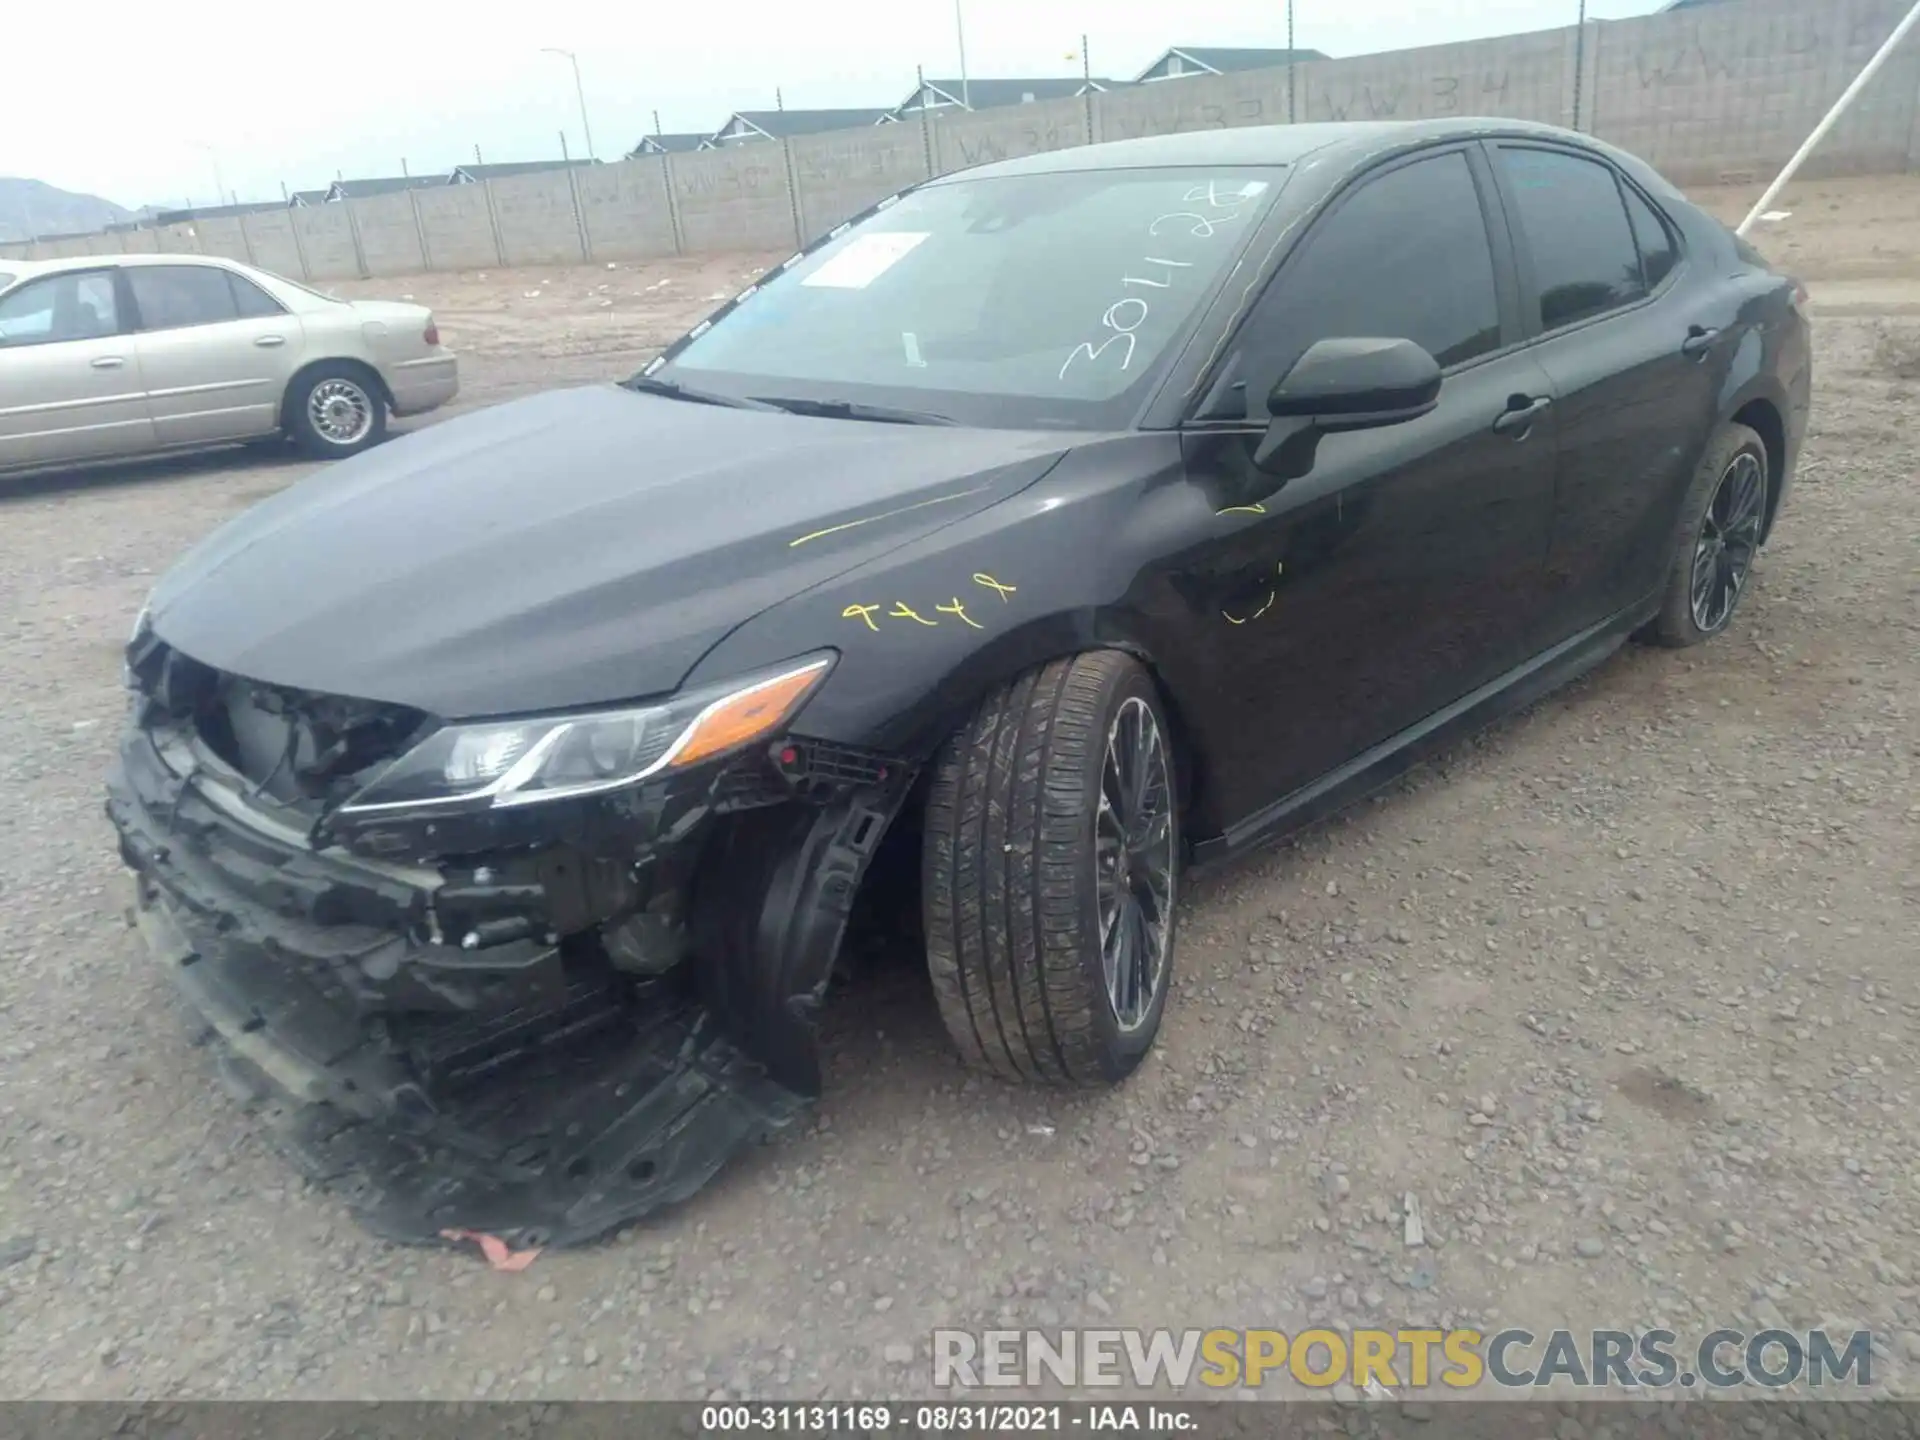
[[621, 374, 780, 411], [748, 395, 957, 426]]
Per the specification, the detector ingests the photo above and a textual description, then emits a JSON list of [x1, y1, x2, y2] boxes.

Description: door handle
[[1492, 396, 1552, 437], [1682, 325, 1721, 359], [254, 335, 287, 347], [91, 356, 125, 369]]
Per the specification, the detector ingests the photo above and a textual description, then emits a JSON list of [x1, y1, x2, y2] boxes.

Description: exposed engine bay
[[106, 632, 913, 1248]]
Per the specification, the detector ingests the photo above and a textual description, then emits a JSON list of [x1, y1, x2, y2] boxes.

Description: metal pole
[[1287, 0, 1297, 124], [570, 52, 596, 160], [1737, 0, 1920, 235], [543, 48, 596, 161], [1571, 0, 1588, 132], [955, 0, 970, 109], [195, 143, 227, 209]]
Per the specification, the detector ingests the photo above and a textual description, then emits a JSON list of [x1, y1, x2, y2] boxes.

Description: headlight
[[337, 654, 833, 816], [124, 604, 152, 690]]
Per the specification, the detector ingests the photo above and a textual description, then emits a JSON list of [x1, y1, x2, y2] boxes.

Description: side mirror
[[1253, 337, 1443, 476]]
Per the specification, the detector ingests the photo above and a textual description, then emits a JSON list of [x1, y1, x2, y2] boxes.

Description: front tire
[[923, 652, 1179, 1087], [1645, 423, 1769, 648], [288, 363, 388, 459]]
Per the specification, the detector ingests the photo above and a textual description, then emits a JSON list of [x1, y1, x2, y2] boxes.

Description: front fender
[[685, 431, 1248, 835], [686, 434, 1186, 738]]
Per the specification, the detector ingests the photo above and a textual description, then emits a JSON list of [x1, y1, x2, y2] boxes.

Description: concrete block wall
[[1303, 29, 1574, 128], [10, 0, 1920, 275], [240, 209, 306, 278], [931, 95, 1090, 174], [669, 147, 796, 253], [1094, 69, 1282, 143], [1586, 0, 1920, 183], [792, 125, 931, 240], [491, 171, 587, 266], [350, 191, 428, 275], [190, 215, 252, 264], [577, 158, 679, 260], [291, 205, 360, 281], [414, 186, 501, 271]]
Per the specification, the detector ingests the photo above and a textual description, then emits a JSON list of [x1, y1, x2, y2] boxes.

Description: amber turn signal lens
[[670, 659, 831, 769]]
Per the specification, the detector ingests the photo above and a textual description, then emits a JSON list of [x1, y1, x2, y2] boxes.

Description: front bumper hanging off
[[105, 714, 911, 1250]]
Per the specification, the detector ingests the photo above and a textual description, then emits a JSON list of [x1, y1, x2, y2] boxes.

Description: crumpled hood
[[147, 385, 1070, 717]]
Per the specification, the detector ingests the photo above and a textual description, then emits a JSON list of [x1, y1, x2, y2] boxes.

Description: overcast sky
[[5, 0, 1670, 209]]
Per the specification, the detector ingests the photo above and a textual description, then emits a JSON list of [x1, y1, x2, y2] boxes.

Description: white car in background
[[0, 254, 458, 473]]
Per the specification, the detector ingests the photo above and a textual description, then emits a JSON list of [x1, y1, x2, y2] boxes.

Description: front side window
[[1498, 146, 1645, 332], [0, 271, 120, 347], [1231, 150, 1502, 407], [660, 166, 1286, 428], [128, 265, 241, 330]]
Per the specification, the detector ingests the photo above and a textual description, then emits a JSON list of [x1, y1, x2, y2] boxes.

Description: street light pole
[[193, 142, 228, 207], [542, 47, 597, 161], [1287, 0, 1297, 123], [1571, 0, 1589, 132], [954, 0, 970, 109]]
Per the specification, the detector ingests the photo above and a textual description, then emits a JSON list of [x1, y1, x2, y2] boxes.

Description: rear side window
[[1623, 186, 1679, 289], [228, 272, 286, 318], [1498, 146, 1644, 332], [128, 265, 241, 330], [1236, 151, 1502, 399], [0, 270, 121, 347]]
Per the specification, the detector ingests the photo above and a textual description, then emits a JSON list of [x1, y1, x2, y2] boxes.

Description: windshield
[[658, 165, 1286, 429]]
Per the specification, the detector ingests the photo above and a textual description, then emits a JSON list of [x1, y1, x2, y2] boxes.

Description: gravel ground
[[0, 175, 1915, 1403]]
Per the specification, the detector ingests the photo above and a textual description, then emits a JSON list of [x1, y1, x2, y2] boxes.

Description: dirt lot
[[0, 173, 1915, 1403]]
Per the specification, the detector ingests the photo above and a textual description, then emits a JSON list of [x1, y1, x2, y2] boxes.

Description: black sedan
[[107, 118, 1811, 1247]]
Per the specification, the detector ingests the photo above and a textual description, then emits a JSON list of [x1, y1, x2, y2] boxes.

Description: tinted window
[[665, 166, 1284, 429], [128, 265, 240, 330], [0, 271, 120, 347], [1499, 147, 1643, 331], [1236, 151, 1501, 400], [1623, 186, 1678, 289], [228, 272, 285, 318]]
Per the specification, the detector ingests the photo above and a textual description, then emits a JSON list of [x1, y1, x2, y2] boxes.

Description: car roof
[[0, 253, 257, 283], [943, 117, 1634, 182]]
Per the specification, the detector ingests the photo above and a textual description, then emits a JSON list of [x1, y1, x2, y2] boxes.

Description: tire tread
[[924, 650, 1166, 1086]]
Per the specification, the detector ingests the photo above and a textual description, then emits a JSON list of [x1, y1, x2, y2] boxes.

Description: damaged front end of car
[[104, 620, 914, 1248]]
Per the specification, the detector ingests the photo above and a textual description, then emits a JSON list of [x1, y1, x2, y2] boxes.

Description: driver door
[[1168, 144, 1561, 827]]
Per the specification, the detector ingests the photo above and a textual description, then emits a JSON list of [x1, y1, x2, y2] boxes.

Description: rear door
[[0, 268, 154, 469], [126, 264, 301, 446], [1169, 145, 1562, 816], [1487, 143, 1722, 648]]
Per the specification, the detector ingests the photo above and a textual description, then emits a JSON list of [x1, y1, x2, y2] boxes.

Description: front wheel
[[923, 651, 1180, 1087], [288, 363, 388, 460]]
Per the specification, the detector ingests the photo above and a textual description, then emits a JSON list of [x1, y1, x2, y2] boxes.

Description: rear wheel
[[1645, 423, 1769, 648], [923, 651, 1179, 1086], [288, 363, 388, 459]]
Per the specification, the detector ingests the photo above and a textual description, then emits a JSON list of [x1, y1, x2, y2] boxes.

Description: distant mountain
[[0, 177, 135, 243]]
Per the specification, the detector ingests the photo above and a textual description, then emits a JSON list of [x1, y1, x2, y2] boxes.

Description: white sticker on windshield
[[801, 231, 929, 289]]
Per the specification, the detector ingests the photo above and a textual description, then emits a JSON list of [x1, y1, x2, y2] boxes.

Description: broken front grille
[[126, 635, 429, 814]]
